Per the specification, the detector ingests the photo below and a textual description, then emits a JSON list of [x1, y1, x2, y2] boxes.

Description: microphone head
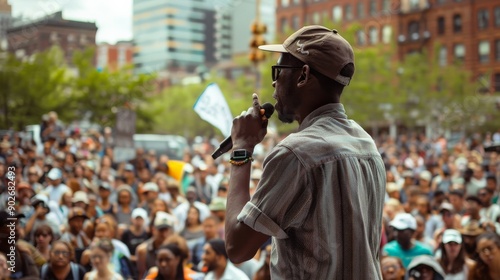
[[261, 102, 275, 119]]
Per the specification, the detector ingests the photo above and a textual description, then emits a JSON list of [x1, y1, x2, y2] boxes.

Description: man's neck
[[399, 240, 414, 251], [215, 262, 227, 279]]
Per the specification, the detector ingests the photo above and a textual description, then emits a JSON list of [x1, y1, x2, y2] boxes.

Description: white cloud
[[9, 0, 132, 44]]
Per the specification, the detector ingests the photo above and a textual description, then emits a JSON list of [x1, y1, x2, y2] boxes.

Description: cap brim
[[389, 221, 413, 231], [258, 44, 288, 53]]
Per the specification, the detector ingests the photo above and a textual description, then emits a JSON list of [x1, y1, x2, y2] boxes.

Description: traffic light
[[249, 21, 267, 63]]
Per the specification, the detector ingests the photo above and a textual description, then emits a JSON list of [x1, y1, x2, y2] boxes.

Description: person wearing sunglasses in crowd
[[34, 225, 54, 262], [40, 240, 86, 280], [468, 232, 500, 280]]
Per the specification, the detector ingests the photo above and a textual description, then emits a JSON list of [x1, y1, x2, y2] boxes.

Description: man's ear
[[297, 65, 310, 87]]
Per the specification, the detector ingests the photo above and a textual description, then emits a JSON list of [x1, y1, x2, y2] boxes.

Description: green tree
[[0, 46, 73, 130], [71, 48, 157, 132]]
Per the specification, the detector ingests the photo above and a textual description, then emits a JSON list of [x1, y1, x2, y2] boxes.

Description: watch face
[[233, 150, 248, 158]]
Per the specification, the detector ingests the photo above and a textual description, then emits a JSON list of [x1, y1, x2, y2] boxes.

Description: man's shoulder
[[412, 241, 434, 254], [382, 240, 400, 252]]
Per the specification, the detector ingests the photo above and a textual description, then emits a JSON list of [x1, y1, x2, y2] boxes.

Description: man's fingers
[[252, 93, 261, 116]]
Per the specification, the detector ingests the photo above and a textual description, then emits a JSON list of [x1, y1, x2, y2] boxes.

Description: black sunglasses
[[271, 65, 303, 81]]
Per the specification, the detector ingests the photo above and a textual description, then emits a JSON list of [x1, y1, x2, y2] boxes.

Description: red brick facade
[[276, 0, 500, 93]]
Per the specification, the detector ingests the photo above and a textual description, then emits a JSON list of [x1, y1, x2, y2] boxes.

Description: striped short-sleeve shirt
[[238, 103, 386, 280]]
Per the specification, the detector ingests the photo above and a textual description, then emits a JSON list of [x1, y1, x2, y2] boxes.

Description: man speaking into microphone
[[224, 25, 386, 279]]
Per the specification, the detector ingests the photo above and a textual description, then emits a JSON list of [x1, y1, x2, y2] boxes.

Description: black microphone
[[211, 102, 274, 160]]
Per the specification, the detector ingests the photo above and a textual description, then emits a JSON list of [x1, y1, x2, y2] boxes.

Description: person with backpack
[[40, 240, 86, 280]]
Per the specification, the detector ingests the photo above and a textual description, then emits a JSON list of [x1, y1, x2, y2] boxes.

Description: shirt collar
[[298, 103, 347, 131]]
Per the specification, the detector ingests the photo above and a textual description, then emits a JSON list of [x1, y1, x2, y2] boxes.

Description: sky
[[9, 0, 133, 44]]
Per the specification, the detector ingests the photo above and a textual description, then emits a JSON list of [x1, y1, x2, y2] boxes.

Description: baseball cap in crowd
[[442, 229, 462, 244], [439, 202, 454, 213], [258, 25, 354, 86], [47, 168, 62, 180], [72, 191, 89, 204], [99, 181, 112, 191], [85, 161, 96, 172], [389, 213, 417, 231], [401, 170, 414, 178], [154, 211, 175, 230], [132, 208, 148, 220], [419, 170, 432, 182], [31, 194, 50, 210], [142, 182, 159, 193], [386, 182, 401, 193], [124, 163, 135, 172], [68, 207, 88, 220], [209, 197, 227, 212], [407, 255, 445, 280]]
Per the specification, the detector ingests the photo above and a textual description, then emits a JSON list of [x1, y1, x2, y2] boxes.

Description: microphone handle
[[211, 102, 274, 160], [211, 136, 233, 160]]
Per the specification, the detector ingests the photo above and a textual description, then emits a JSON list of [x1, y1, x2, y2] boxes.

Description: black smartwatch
[[231, 149, 251, 161]]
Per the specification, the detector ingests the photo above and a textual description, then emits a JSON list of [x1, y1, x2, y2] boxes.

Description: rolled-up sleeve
[[237, 201, 289, 239], [237, 146, 311, 239]]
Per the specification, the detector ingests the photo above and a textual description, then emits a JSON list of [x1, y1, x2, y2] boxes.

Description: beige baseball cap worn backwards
[[259, 25, 355, 86]]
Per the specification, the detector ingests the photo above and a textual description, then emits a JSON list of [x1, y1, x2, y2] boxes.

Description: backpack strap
[[70, 262, 79, 280], [41, 263, 48, 279]]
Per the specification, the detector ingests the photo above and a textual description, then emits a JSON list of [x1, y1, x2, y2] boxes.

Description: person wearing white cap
[[382, 213, 433, 268], [140, 182, 159, 213], [436, 229, 475, 279], [25, 194, 60, 242], [44, 167, 69, 203], [121, 208, 149, 263], [136, 211, 176, 279]]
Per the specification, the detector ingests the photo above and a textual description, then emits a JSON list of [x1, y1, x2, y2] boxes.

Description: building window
[[437, 17, 445, 35], [50, 32, 58, 42], [439, 46, 447, 66], [495, 7, 500, 27], [67, 34, 75, 42], [281, 17, 288, 33], [281, 0, 290, 8], [454, 43, 465, 62], [80, 34, 88, 44], [357, 2, 365, 19], [382, 0, 391, 14], [333, 5, 342, 22], [479, 40, 490, 63], [410, 0, 419, 10], [382, 25, 392, 43], [369, 27, 378, 44], [293, 0, 300, 4], [292, 15, 300, 30], [408, 21, 420, 40], [370, 0, 377, 16], [478, 9, 489, 30], [495, 73, 500, 92], [496, 40, 500, 61], [357, 30, 366, 46], [477, 74, 490, 94], [453, 14, 462, 33], [345, 4, 353, 20]]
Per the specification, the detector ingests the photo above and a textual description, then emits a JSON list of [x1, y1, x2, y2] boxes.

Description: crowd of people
[[0, 111, 499, 280]]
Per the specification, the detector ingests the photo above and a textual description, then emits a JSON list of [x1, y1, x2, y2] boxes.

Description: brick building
[[97, 41, 134, 72], [6, 11, 97, 64], [276, 0, 500, 93]]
